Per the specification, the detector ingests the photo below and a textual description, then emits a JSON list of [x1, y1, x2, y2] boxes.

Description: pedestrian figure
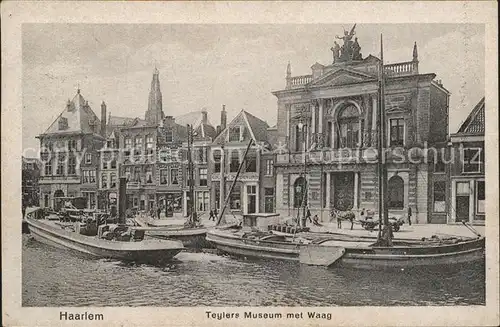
[[214, 208, 218, 221], [306, 207, 312, 223], [408, 207, 412, 226], [209, 209, 215, 221], [312, 215, 322, 226], [157, 204, 161, 219]]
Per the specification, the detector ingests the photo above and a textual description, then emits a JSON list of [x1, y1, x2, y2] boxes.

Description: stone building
[[38, 89, 105, 210], [272, 26, 450, 223], [448, 97, 485, 225]]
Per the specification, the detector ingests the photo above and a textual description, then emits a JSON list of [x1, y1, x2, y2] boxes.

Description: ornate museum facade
[[272, 27, 450, 224]]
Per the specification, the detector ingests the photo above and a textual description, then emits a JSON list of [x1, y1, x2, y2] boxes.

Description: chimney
[[221, 105, 227, 131], [201, 108, 208, 124], [101, 101, 107, 137]]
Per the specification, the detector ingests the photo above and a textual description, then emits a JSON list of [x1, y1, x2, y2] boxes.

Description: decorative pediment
[[309, 68, 376, 87]]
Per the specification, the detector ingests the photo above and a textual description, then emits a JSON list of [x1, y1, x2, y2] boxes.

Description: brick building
[[272, 29, 450, 223], [210, 109, 274, 215], [22, 156, 41, 209], [38, 89, 105, 210], [447, 97, 485, 225]]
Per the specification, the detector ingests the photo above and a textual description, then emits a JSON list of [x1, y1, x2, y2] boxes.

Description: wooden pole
[[216, 140, 254, 226], [118, 177, 127, 225]]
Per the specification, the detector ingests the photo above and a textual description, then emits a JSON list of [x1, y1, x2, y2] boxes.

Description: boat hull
[[206, 229, 485, 270], [146, 230, 213, 248], [27, 218, 183, 265]]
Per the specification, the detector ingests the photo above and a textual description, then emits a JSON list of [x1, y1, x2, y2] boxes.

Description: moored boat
[[25, 178, 184, 264], [205, 213, 485, 270]]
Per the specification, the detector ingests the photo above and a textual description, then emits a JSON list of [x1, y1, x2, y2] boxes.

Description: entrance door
[[247, 185, 257, 214], [333, 172, 354, 210], [455, 181, 470, 222]]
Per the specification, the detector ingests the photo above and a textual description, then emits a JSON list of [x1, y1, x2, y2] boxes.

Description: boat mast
[[377, 34, 391, 245], [187, 124, 196, 224], [216, 139, 254, 226]]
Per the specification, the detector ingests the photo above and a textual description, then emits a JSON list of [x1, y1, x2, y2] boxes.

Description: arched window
[[294, 177, 307, 208], [337, 104, 360, 148], [388, 176, 404, 209]]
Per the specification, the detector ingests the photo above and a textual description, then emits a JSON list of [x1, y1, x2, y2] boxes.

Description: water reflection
[[22, 236, 485, 307]]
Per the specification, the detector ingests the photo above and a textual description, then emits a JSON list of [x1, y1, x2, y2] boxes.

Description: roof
[[456, 97, 485, 135], [212, 110, 269, 145], [41, 89, 101, 136], [175, 110, 217, 139]]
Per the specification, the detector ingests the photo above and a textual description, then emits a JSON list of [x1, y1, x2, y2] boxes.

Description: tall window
[[198, 147, 207, 163], [102, 160, 108, 169], [83, 170, 96, 183], [294, 177, 307, 208], [68, 155, 76, 175], [68, 139, 77, 151], [476, 180, 485, 214], [433, 181, 446, 212], [146, 166, 153, 184], [265, 159, 274, 176], [89, 170, 96, 183], [85, 153, 92, 164], [229, 126, 241, 142], [230, 151, 240, 172], [110, 173, 116, 188], [134, 167, 141, 182], [338, 105, 359, 148], [160, 169, 168, 185], [125, 138, 132, 148], [146, 135, 154, 155], [165, 130, 173, 143], [230, 184, 241, 209], [123, 167, 130, 181], [264, 188, 274, 213], [199, 168, 207, 186], [56, 156, 65, 176], [388, 176, 404, 209], [102, 174, 108, 189], [246, 153, 257, 172], [44, 159, 52, 176], [111, 159, 116, 169], [463, 148, 482, 173], [213, 150, 221, 173], [389, 118, 405, 147], [170, 168, 178, 185], [134, 136, 143, 155]]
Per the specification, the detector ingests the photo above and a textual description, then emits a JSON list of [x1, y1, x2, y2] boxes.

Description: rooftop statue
[[333, 24, 362, 63]]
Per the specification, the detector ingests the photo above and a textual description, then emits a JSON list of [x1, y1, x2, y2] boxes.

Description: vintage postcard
[[2, 1, 499, 326]]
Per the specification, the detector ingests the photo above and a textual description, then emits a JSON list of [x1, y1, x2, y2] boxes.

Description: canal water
[[22, 235, 485, 307]]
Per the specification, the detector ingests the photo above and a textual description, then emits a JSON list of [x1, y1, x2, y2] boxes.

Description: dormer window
[[58, 117, 68, 130]]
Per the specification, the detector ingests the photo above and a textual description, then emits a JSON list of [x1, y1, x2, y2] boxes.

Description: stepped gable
[[456, 97, 485, 135], [42, 89, 101, 136]]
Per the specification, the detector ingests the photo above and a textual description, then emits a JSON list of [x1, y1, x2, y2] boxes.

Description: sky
[[22, 23, 484, 156]]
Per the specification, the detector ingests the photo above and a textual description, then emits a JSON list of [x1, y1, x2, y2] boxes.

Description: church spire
[[145, 67, 164, 125], [412, 42, 418, 62]]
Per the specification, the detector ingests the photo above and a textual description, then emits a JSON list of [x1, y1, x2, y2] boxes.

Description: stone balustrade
[[384, 61, 418, 77], [287, 75, 313, 88]]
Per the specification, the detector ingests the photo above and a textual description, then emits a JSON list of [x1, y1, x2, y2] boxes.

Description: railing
[[287, 74, 313, 89], [384, 61, 418, 77]]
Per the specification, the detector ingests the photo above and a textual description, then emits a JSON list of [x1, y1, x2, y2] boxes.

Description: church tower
[[145, 67, 164, 125]]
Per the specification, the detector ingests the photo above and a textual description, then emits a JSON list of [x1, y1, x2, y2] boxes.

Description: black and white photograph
[[2, 1, 499, 327]]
